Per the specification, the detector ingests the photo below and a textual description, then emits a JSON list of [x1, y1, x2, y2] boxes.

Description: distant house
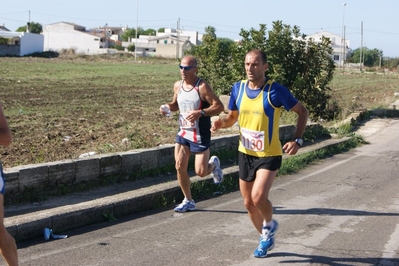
[[125, 28, 196, 58], [0, 27, 44, 56], [0, 25, 11, 32], [42, 22, 116, 54], [305, 30, 350, 65], [96, 24, 125, 43]]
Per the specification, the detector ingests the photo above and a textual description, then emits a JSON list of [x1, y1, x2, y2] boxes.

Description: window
[[333, 55, 339, 61]]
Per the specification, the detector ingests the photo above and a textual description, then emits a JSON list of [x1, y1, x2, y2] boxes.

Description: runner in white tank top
[[159, 55, 225, 212]]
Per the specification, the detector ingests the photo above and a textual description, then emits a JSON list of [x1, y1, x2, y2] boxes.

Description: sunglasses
[[179, 65, 196, 71]]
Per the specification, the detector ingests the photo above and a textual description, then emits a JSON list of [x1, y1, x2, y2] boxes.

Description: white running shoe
[[174, 198, 196, 212], [209, 156, 223, 184]]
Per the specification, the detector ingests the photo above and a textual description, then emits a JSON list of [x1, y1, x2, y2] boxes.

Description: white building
[[0, 29, 44, 56], [305, 30, 350, 65], [126, 28, 196, 58], [42, 22, 111, 55]]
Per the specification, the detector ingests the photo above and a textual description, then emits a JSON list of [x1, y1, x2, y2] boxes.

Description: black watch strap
[[294, 138, 303, 147]]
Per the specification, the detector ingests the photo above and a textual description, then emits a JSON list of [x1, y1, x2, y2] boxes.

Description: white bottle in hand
[[160, 105, 171, 117]]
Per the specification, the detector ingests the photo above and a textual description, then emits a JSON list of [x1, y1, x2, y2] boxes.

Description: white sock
[[265, 220, 274, 228]]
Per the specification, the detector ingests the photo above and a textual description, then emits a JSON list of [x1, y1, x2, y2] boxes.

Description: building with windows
[[305, 30, 350, 65], [125, 28, 197, 58]]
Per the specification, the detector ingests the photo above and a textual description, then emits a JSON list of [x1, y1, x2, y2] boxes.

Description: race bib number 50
[[241, 128, 265, 152]]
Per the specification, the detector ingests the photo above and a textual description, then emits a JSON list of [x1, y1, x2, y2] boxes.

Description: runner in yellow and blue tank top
[[232, 79, 298, 158], [211, 49, 308, 259]]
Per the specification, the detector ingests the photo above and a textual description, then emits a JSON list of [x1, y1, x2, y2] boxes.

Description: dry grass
[[0, 55, 398, 168]]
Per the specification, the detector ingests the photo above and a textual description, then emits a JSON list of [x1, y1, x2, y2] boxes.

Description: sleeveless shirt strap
[[236, 80, 247, 105], [266, 80, 278, 108], [195, 78, 202, 88]]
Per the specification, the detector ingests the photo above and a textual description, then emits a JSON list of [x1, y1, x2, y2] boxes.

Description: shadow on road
[[269, 252, 399, 265], [275, 206, 399, 217]]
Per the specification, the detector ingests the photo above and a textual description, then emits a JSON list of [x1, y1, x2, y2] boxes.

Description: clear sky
[[1, 0, 398, 57]]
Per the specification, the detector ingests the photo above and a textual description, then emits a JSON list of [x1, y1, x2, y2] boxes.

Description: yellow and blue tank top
[[229, 79, 298, 157]]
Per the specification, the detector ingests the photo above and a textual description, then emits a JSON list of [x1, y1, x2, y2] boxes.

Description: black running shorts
[[239, 152, 282, 182]]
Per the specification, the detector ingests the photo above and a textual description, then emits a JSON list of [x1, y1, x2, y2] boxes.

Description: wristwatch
[[294, 138, 303, 147], [200, 109, 205, 117]]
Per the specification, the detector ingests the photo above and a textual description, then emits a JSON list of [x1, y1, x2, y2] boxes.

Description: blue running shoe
[[209, 156, 223, 184], [253, 220, 279, 258], [174, 198, 196, 212], [268, 219, 279, 236], [253, 235, 275, 258]]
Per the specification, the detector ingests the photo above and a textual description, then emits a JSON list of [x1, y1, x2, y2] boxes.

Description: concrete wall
[[0, 45, 20, 56], [0, 32, 43, 56], [20, 32, 44, 56], [3, 124, 313, 201], [43, 22, 102, 55], [155, 44, 183, 59]]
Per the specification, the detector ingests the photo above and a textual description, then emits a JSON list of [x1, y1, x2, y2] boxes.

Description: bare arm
[[198, 81, 224, 117], [211, 110, 239, 132], [159, 81, 180, 115], [180, 80, 224, 122], [167, 81, 181, 112], [282, 101, 308, 155], [0, 103, 12, 146]]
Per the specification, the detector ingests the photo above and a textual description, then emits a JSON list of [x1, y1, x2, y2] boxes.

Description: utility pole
[[341, 3, 346, 71], [176, 18, 180, 59], [27, 10, 31, 33], [135, 0, 139, 61], [360, 21, 363, 72], [343, 25, 346, 72]]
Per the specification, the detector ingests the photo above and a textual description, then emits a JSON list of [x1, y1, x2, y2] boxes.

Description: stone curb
[[5, 136, 351, 243]]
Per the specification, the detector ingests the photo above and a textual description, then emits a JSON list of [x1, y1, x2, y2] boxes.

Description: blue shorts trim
[[175, 135, 210, 153], [0, 164, 5, 195]]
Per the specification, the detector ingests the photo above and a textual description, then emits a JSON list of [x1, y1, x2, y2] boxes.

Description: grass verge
[[190, 134, 365, 204]]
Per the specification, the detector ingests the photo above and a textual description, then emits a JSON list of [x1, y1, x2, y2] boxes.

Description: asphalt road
[[15, 118, 399, 266]]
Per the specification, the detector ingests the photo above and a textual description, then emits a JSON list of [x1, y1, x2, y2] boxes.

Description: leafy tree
[[121, 27, 144, 42], [187, 21, 336, 121], [16, 22, 42, 34], [142, 28, 156, 36], [230, 24, 269, 80], [127, 44, 135, 52], [158, 28, 165, 33], [348, 47, 384, 67], [0, 37, 7, 45], [185, 26, 237, 95], [115, 44, 124, 51], [367, 48, 383, 67], [266, 21, 335, 120], [384, 57, 399, 70], [348, 47, 365, 63]]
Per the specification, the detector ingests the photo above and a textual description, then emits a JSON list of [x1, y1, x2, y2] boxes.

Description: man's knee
[[243, 197, 256, 210], [175, 158, 188, 172]]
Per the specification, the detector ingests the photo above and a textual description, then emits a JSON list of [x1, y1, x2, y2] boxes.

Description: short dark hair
[[247, 49, 267, 64]]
